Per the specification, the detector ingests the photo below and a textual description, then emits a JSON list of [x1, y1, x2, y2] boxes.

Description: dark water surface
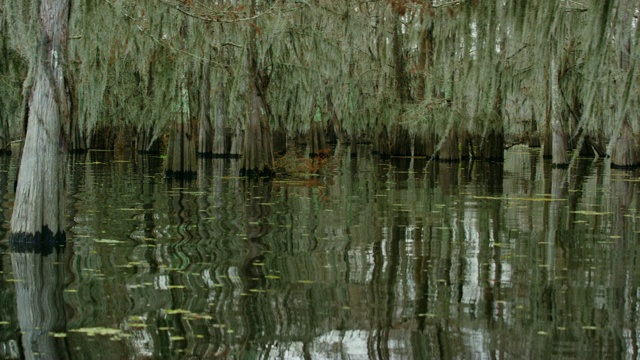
[[0, 146, 639, 359]]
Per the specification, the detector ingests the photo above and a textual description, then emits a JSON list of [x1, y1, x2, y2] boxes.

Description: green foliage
[[0, 0, 638, 146]]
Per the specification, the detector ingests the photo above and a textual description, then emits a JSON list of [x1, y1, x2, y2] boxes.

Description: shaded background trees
[[2, 0, 640, 171]]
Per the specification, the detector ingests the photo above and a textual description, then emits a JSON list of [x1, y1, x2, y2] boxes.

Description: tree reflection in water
[[1, 148, 640, 358], [11, 241, 69, 359]]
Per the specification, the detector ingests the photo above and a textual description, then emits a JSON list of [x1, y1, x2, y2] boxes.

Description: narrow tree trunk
[[10, 0, 70, 247], [550, 41, 568, 167], [0, 110, 9, 155], [198, 58, 213, 155], [529, 108, 541, 148], [229, 120, 243, 158], [135, 124, 161, 153], [212, 82, 227, 157], [327, 95, 349, 145]]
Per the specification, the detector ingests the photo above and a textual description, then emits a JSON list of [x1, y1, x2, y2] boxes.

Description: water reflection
[[1, 147, 640, 358], [11, 245, 69, 359]]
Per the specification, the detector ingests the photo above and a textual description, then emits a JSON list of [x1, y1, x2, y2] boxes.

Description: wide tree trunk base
[[477, 130, 505, 162], [390, 124, 411, 157], [239, 167, 276, 178], [610, 119, 639, 169], [437, 128, 459, 162], [10, 228, 66, 255]]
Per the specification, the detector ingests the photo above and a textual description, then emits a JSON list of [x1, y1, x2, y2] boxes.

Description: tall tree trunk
[[10, 0, 70, 247], [198, 57, 213, 155], [240, 0, 274, 177], [229, 120, 243, 158], [374, 125, 390, 159], [241, 81, 274, 177], [212, 80, 227, 157], [327, 95, 349, 145], [308, 113, 327, 157], [165, 80, 197, 177], [165, 117, 197, 177], [390, 10, 412, 157], [550, 38, 568, 167], [438, 127, 459, 162]]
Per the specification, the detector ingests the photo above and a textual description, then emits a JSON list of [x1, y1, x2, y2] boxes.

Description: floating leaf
[[50, 332, 67, 338], [582, 326, 598, 330], [94, 239, 125, 244], [163, 309, 191, 315], [473, 195, 565, 202], [71, 327, 124, 337], [417, 313, 436, 317], [571, 211, 612, 216], [298, 280, 314, 284]]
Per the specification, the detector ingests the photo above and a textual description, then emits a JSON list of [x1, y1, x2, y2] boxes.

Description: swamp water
[[0, 145, 639, 359]]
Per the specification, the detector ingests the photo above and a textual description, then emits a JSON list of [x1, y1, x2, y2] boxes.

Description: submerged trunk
[[0, 111, 9, 155], [438, 127, 459, 162], [478, 130, 505, 161], [240, 82, 274, 177], [414, 132, 434, 158], [230, 120, 243, 158], [166, 78, 197, 177], [610, 118, 639, 168], [374, 126, 390, 159], [10, 0, 70, 248], [390, 124, 411, 157], [327, 95, 349, 145], [240, 0, 274, 177], [165, 118, 197, 177], [308, 116, 327, 157], [135, 124, 161, 153]]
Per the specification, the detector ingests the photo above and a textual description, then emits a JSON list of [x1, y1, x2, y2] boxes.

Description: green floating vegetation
[[93, 238, 125, 244], [571, 210, 612, 215], [473, 195, 566, 202], [70, 327, 126, 337]]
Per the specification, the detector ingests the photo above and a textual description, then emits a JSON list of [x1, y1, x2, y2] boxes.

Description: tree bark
[[550, 40, 568, 167], [240, 0, 274, 177], [10, 0, 70, 247], [438, 127, 459, 162], [308, 107, 327, 157], [211, 81, 228, 157], [198, 58, 213, 155], [165, 118, 197, 178], [610, 118, 639, 168]]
